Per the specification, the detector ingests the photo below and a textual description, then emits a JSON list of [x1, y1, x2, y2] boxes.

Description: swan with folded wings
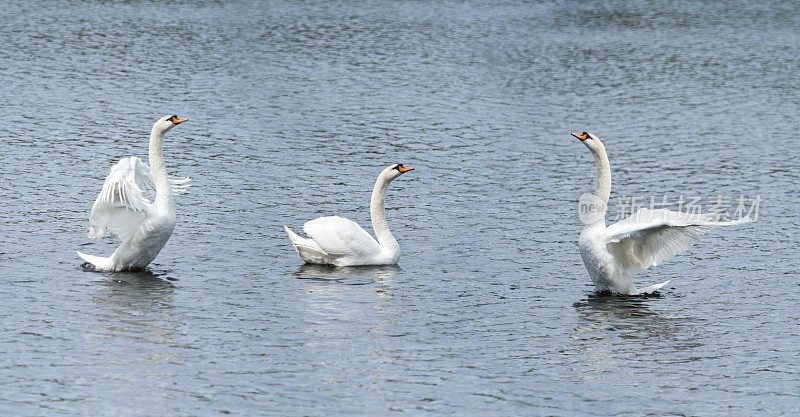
[[284, 163, 414, 266], [77, 115, 190, 271], [571, 132, 749, 295]]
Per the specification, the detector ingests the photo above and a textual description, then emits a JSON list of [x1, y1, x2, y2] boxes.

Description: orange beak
[[398, 165, 414, 173], [171, 116, 188, 124], [571, 132, 588, 141]]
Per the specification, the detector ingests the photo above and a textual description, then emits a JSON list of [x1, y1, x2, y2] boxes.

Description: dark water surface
[[1, 1, 798, 415]]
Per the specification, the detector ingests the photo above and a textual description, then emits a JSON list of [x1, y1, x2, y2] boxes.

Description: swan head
[[382, 163, 414, 181], [153, 115, 188, 134], [571, 131, 604, 153]]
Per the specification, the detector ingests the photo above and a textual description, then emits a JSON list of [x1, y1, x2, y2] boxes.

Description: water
[[1, 1, 798, 415]]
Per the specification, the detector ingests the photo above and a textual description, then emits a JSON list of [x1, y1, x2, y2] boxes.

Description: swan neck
[[592, 144, 611, 206], [149, 128, 173, 211], [370, 173, 398, 251]]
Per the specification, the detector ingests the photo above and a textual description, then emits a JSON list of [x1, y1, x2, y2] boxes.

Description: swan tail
[[284, 225, 304, 246], [284, 225, 333, 265], [632, 280, 671, 295], [76, 251, 114, 271]]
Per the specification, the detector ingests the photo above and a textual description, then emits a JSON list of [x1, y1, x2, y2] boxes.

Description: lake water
[[1, 1, 798, 415]]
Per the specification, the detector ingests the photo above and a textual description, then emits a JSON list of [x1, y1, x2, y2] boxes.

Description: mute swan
[[284, 164, 414, 266], [572, 132, 749, 295], [77, 115, 190, 271]]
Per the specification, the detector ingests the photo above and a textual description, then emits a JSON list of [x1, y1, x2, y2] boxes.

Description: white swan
[[284, 164, 414, 266], [572, 132, 749, 295], [77, 115, 190, 271]]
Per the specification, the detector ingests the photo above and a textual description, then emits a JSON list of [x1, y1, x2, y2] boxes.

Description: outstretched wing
[[87, 157, 154, 241], [169, 177, 191, 194], [303, 216, 382, 258], [605, 208, 748, 275]]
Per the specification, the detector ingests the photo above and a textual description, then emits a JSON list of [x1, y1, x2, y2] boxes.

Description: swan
[[77, 115, 190, 271], [572, 132, 749, 295], [284, 163, 414, 266]]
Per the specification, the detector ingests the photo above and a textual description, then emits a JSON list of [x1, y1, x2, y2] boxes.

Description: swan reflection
[[571, 292, 698, 373], [293, 264, 399, 284], [575, 292, 661, 321], [92, 269, 175, 311], [291, 265, 399, 337], [88, 269, 178, 357]]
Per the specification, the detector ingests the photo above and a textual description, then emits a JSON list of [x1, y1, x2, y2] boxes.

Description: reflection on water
[[291, 265, 398, 331], [572, 292, 671, 340], [570, 293, 657, 373], [571, 292, 704, 375], [89, 270, 178, 355], [574, 293, 660, 322], [91, 270, 174, 310], [78, 271, 184, 412], [293, 264, 399, 284]]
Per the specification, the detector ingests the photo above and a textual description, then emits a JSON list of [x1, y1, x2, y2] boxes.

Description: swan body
[[77, 115, 190, 271], [572, 132, 749, 295], [285, 164, 414, 266]]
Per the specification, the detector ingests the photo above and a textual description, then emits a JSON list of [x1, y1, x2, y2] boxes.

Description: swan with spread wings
[[571, 132, 749, 295], [77, 115, 190, 271]]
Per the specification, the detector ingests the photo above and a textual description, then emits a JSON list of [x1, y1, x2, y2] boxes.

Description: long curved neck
[[591, 144, 611, 206], [149, 127, 173, 211], [370, 173, 398, 251]]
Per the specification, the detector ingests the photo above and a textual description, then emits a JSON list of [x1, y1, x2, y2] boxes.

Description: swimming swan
[[77, 115, 190, 271], [284, 164, 414, 266], [572, 132, 749, 295]]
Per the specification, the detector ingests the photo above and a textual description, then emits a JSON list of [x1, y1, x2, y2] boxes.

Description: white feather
[[78, 115, 188, 271], [573, 132, 749, 295], [605, 208, 743, 275], [88, 156, 153, 241], [303, 216, 382, 259], [284, 164, 413, 267], [169, 177, 191, 194]]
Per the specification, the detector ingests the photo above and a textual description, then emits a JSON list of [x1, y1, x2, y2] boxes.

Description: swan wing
[[303, 216, 382, 258], [169, 176, 191, 194], [87, 157, 153, 241], [129, 156, 190, 196], [605, 208, 747, 274], [131, 156, 190, 196]]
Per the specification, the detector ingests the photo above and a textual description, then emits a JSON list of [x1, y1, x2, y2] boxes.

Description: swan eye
[[394, 164, 402, 171], [170, 115, 178, 123], [572, 132, 590, 141]]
